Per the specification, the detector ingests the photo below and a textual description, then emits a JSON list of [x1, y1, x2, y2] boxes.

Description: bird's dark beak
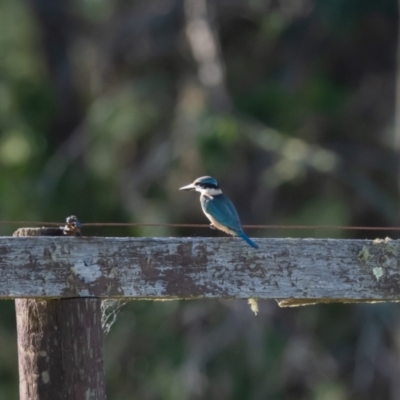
[[179, 183, 196, 191]]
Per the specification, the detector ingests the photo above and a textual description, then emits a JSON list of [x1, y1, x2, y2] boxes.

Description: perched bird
[[179, 176, 258, 249]]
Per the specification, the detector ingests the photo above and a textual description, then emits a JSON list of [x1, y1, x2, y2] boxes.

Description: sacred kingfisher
[[179, 176, 258, 249]]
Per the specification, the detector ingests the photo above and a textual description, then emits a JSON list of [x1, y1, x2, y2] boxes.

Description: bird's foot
[[210, 224, 217, 230]]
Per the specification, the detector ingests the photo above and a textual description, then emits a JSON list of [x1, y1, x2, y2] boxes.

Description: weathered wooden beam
[[1, 236, 400, 302], [14, 228, 105, 400]]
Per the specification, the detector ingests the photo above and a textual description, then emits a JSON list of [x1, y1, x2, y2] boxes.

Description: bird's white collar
[[197, 187, 222, 197]]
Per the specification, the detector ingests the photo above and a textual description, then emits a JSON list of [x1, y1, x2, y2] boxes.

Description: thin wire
[[0, 221, 63, 226], [82, 223, 400, 230], [1, 220, 400, 230]]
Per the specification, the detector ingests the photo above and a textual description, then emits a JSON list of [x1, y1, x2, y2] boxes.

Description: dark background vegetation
[[1, 0, 400, 398]]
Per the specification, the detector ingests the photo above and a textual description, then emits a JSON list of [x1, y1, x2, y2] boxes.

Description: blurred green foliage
[[0, 0, 400, 399]]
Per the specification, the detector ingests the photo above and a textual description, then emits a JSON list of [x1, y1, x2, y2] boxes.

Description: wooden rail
[[1, 235, 400, 302]]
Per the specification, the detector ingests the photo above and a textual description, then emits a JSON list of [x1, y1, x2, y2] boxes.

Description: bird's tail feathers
[[238, 231, 259, 249]]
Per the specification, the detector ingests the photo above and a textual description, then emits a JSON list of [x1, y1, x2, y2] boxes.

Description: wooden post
[[14, 228, 105, 400]]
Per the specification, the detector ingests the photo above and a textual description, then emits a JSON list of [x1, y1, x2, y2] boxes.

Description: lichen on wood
[[2, 236, 400, 302]]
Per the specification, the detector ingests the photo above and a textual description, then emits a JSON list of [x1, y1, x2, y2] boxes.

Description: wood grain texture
[[16, 299, 105, 400], [2, 236, 400, 301], [16, 299, 63, 400]]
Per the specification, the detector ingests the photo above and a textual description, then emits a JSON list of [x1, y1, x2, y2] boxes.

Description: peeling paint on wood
[[2, 236, 400, 301], [14, 228, 105, 400]]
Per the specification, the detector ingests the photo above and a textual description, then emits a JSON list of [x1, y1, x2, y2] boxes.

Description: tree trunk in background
[[28, 0, 83, 149], [184, 0, 232, 113], [396, 0, 400, 198]]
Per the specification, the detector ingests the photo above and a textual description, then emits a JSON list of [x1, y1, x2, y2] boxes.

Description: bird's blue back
[[201, 193, 242, 234]]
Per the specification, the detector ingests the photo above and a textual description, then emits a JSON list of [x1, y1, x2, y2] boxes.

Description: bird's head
[[179, 176, 222, 195]]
